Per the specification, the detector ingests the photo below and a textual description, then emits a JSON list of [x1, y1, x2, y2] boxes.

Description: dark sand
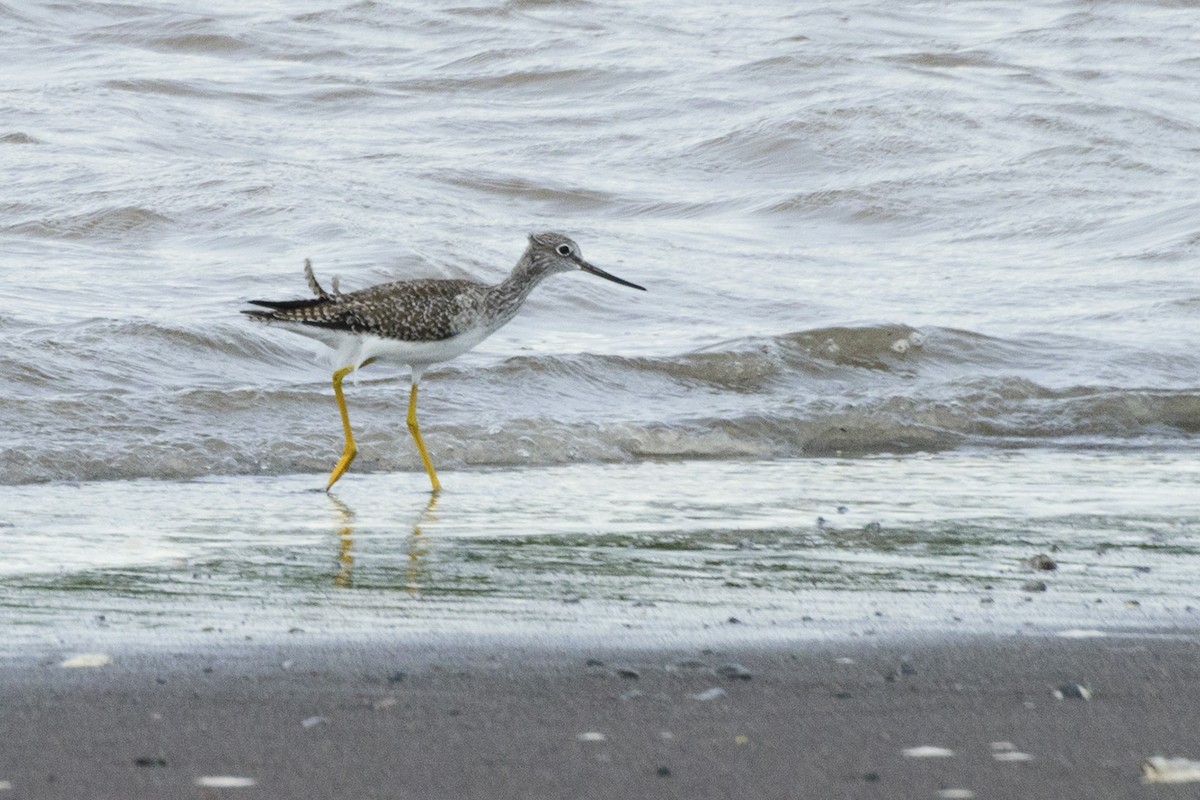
[[3, 632, 1200, 799]]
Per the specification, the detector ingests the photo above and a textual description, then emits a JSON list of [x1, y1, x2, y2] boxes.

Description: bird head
[[526, 232, 645, 291]]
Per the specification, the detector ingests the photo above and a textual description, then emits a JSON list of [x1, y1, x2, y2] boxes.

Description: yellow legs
[[407, 367, 442, 494], [325, 362, 441, 494], [326, 365, 358, 491]]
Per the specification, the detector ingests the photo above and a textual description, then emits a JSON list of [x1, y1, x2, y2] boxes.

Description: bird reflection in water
[[328, 493, 437, 593]]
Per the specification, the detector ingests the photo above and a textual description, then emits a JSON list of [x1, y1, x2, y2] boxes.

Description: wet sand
[[3, 631, 1199, 799], [3, 463, 1199, 798]]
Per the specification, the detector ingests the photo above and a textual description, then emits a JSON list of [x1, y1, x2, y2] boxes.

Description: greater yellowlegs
[[242, 232, 645, 493]]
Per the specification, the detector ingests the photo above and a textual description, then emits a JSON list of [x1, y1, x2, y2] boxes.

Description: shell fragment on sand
[[59, 653, 111, 668], [1056, 629, 1107, 639], [1142, 757, 1200, 784], [194, 776, 257, 788], [902, 745, 954, 758]]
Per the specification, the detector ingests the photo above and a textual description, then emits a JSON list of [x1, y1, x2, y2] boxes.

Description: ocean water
[[2, 0, 1199, 649]]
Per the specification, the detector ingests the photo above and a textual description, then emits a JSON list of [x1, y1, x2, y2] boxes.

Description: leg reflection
[[328, 494, 356, 589], [407, 493, 438, 596], [326, 492, 438, 593]]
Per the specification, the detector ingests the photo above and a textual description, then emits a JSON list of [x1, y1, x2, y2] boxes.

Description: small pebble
[[615, 667, 640, 680], [386, 671, 406, 684], [1021, 580, 1048, 593], [1025, 553, 1057, 571], [690, 687, 727, 702], [301, 715, 328, 728], [133, 757, 167, 768], [656, 766, 671, 778], [585, 658, 605, 667], [1053, 683, 1091, 700], [717, 662, 753, 680], [937, 790, 975, 799], [577, 732, 607, 742], [862, 521, 882, 533]]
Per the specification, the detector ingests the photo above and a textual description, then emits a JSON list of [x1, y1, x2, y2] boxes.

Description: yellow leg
[[406, 382, 441, 494], [326, 365, 358, 491]]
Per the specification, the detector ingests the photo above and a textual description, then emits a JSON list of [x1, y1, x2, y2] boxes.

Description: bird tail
[[304, 258, 340, 300], [243, 258, 338, 318]]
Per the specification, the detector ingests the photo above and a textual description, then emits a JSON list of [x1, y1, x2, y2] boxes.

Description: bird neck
[[486, 255, 554, 327]]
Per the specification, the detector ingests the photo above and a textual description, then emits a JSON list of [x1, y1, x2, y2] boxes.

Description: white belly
[[272, 320, 496, 371]]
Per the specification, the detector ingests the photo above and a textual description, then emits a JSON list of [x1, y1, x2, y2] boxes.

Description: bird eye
[[556, 244, 572, 256]]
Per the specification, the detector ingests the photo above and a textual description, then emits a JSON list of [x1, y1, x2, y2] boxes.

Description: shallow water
[[2, 1, 1199, 648], [2, 452, 1197, 655]]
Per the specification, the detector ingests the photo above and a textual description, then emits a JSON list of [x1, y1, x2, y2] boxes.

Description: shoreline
[[3, 630, 1199, 798], [3, 455, 1198, 797]]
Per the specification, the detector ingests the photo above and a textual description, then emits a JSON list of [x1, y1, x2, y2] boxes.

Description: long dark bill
[[580, 261, 646, 291]]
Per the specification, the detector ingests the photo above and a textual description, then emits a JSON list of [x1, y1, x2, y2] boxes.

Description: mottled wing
[[246, 279, 486, 342]]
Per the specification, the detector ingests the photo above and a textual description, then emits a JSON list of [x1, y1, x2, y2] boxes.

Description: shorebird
[[242, 232, 645, 493]]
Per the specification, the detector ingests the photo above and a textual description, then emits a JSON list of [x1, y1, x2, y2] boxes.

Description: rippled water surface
[[2, 0, 1199, 647], [3, 453, 1199, 654]]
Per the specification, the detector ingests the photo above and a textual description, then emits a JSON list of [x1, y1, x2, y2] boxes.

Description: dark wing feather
[[243, 279, 486, 342], [245, 297, 332, 311]]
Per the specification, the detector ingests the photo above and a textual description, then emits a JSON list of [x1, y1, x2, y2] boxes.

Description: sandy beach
[[3, 631, 1199, 799], [3, 459, 1199, 797]]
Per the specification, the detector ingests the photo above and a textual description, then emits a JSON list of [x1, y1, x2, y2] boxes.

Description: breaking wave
[[3, 320, 1199, 485]]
